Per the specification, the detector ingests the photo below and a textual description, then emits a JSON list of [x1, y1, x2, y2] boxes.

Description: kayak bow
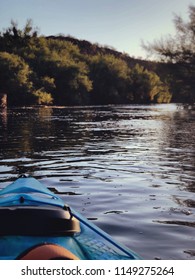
[[0, 176, 141, 260]]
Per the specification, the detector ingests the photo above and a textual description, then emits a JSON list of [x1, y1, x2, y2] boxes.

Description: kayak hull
[[0, 177, 141, 260]]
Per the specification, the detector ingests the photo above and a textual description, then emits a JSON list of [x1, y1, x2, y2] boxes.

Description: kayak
[[0, 176, 141, 260]]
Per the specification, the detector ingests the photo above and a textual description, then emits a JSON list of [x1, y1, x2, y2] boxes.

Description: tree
[[129, 64, 171, 103], [0, 52, 33, 105], [89, 54, 130, 104], [0, 19, 38, 54], [143, 5, 195, 103], [33, 89, 53, 105], [53, 58, 92, 105], [0, 20, 173, 106]]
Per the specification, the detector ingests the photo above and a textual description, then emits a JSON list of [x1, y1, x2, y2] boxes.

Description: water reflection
[[174, 197, 195, 208], [0, 108, 7, 129], [0, 104, 195, 259], [156, 220, 195, 228]]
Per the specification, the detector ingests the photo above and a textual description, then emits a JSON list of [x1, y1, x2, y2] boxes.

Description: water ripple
[[0, 104, 195, 259]]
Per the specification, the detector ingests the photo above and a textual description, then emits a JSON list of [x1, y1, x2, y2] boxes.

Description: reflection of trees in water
[[0, 108, 7, 129], [0, 105, 195, 185], [152, 106, 195, 214], [174, 197, 195, 208], [0, 107, 98, 158], [169, 107, 195, 194]]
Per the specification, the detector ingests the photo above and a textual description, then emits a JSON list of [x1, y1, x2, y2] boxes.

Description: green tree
[[33, 89, 53, 105], [89, 54, 130, 104], [129, 64, 171, 103], [54, 59, 92, 105], [31, 76, 55, 105], [27, 37, 92, 105], [0, 20, 173, 106], [0, 52, 33, 105], [143, 5, 195, 103], [0, 19, 38, 54]]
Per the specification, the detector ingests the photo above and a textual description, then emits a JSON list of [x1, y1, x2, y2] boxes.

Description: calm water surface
[[0, 104, 195, 259]]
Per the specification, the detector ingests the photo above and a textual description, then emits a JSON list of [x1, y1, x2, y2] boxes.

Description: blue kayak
[[0, 176, 141, 260]]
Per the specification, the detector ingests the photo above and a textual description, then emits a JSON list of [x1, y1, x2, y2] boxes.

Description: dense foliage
[[0, 19, 172, 106], [143, 5, 195, 103]]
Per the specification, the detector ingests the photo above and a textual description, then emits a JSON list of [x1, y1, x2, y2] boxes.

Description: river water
[[0, 104, 195, 260]]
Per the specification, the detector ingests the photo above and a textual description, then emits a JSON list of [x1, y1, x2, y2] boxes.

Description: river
[[0, 104, 195, 259]]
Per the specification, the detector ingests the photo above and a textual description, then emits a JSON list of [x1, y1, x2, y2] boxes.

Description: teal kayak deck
[[0, 177, 141, 260]]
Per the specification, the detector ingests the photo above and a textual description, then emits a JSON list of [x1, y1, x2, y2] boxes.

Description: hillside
[[0, 21, 172, 106], [47, 35, 157, 70]]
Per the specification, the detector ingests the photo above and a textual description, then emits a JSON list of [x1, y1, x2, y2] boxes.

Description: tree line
[[143, 5, 195, 103], [0, 5, 194, 106]]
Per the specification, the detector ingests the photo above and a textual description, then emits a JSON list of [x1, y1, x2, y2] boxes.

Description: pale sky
[[0, 0, 192, 58]]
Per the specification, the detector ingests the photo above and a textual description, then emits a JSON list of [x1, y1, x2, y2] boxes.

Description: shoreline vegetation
[[0, 5, 194, 107]]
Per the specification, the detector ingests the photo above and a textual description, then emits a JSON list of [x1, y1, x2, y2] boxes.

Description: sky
[[0, 0, 193, 59]]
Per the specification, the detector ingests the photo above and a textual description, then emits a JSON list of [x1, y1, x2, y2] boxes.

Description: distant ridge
[[46, 35, 157, 70]]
